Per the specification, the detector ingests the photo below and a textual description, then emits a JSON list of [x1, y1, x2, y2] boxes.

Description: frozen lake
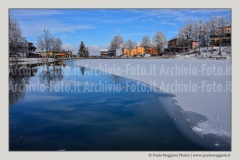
[[75, 59, 231, 141], [9, 60, 230, 151]]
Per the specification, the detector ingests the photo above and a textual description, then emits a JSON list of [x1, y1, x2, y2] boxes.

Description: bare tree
[[37, 28, 63, 58], [216, 17, 229, 55], [43, 28, 52, 54], [50, 37, 62, 58], [52, 37, 62, 52], [109, 34, 124, 55], [195, 18, 206, 54], [153, 32, 167, 56], [37, 28, 53, 58], [204, 27, 211, 50], [178, 20, 197, 54], [205, 16, 229, 55], [199, 20, 211, 50], [206, 16, 218, 54], [141, 36, 151, 54], [124, 39, 137, 56], [9, 16, 28, 57], [37, 36, 45, 52], [177, 33, 187, 53]]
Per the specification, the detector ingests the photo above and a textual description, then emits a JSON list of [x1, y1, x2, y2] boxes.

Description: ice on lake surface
[[9, 60, 230, 151], [75, 59, 231, 141]]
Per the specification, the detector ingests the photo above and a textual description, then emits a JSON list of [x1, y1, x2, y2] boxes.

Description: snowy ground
[[175, 46, 231, 59], [74, 59, 231, 143], [9, 58, 54, 65]]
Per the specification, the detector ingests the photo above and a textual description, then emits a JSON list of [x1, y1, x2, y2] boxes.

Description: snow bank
[[9, 58, 55, 65], [74, 59, 231, 139], [176, 46, 231, 59]]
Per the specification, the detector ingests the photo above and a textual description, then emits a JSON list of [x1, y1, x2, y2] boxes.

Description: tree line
[[109, 32, 167, 56], [177, 16, 230, 55], [9, 16, 28, 56], [37, 28, 63, 57], [9, 16, 65, 58], [37, 30, 90, 58], [109, 15, 230, 56], [9, 15, 230, 57], [9, 16, 89, 58]]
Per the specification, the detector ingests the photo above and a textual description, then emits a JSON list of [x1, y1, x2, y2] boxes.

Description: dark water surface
[[9, 60, 229, 151]]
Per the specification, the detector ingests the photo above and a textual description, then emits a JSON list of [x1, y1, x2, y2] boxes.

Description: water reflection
[[9, 61, 65, 104], [39, 62, 64, 88], [9, 64, 38, 105], [9, 60, 230, 151], [81, 67, 85, 75]]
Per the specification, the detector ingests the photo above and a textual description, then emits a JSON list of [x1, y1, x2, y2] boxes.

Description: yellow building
[[145, 48, 157, 55], [47, 51, 72, 58], [210, 26, 231, 46], [122, 46, 157, 57]]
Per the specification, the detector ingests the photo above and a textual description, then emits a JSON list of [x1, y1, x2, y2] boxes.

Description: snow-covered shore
[[9, 58, 55, 65], [74, 59, 231, 141]]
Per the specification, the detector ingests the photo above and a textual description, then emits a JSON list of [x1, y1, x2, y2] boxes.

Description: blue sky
[[10, 9, 231, 55]]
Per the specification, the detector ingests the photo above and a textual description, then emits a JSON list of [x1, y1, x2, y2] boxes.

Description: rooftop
[[99, 49, 108, 52]]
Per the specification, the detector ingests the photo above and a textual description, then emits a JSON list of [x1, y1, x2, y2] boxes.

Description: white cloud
[[62, 44, 78, 54], [65, 45, 108, 56], [87, 45, 104, 56], [20, 20, 95, 37], [159, 21, 177, 27]]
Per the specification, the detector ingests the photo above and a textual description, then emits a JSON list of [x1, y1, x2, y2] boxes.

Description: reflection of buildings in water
[[9, 64, 39, 105], [80, 67, 85, 75], [9, 62, 65, 105], [39, 63, 64, 88]]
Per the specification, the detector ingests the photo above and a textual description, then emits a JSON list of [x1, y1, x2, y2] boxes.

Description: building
[[122, 46, 157, 57], [165, 38, 199, 53], [28, 43, 37, 53], [57, 51, 72, 58], [45, 51, 72, 58], [168, 38, 179, 48], [100, 49, 109, 57], [210, 26, 231, 46], [100, 49, 116, 57], [107, 50, 116, 57], [13, 42, 39, 58], [27, 42, 40, 57]]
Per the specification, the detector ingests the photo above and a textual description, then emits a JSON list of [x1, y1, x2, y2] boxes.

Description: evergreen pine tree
[[78, 41, 89, 57], [84, 47, 89, 57], [78, 41, 85, 57]]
